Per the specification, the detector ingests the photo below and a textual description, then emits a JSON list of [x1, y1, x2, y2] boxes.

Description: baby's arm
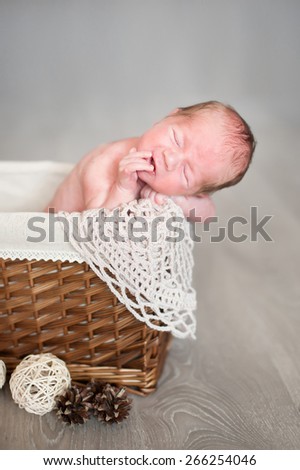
[[140, 185, 215, 222], [86, 148, 153, 210]]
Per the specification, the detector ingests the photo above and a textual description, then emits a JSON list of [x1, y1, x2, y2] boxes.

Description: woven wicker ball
[[9, 353, 71, 415], [0, 360, 6, 389]]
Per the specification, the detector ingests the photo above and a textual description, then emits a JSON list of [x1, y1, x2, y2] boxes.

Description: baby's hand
[[117, 148, 153, 195], [140, 184, 168, 205], [98, 148, 154, 210]]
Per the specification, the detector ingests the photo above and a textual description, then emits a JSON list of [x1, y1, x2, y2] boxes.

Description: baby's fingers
[[154, 193, 167, 205], [140, 185, 152, 198], [119, 161, 154, 173], [126, 150, 152, 159], [140, 186, 167, 205]]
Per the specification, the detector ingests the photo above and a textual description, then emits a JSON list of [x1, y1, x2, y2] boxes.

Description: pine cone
[[85, 380, 105, 396], [55, 384, 94, 425], [93, 383, 132, 424]]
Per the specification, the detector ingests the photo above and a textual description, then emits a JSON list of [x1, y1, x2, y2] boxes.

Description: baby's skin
[[45, 109, 228, 221]]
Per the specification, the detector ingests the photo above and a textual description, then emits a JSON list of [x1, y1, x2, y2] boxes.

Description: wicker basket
[[0, 257, 172, 396]]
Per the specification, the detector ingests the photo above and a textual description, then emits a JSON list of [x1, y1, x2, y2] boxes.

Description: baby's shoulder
[[77, 137, 139, 181], [89, 137, 139, 159], [108, 137, 139, 154], [77, 136, 140, 174]]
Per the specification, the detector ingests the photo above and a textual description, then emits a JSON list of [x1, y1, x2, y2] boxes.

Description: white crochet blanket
[[60, 198, 197, 339], [0, 161, 197, 339]]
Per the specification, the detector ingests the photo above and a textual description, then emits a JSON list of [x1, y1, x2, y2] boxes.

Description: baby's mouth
[[150, 156, 156, 174]]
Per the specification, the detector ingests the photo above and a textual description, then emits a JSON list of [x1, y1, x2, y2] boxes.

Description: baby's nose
[[164, 150, 181, 171]]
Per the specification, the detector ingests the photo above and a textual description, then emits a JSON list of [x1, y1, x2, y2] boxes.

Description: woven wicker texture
[[0, 258, 171, 395], [0, 359, 6, 388], [60, 199, 197, 339]]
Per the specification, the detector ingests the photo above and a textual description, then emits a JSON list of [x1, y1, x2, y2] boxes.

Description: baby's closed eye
[[182, 164, 189, 187], [169, 126, 183, 148]]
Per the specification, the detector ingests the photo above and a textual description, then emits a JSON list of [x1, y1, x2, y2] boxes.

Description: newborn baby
[[45, 101, 256, 221]]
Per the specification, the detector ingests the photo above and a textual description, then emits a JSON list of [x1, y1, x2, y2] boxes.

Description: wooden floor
[[0, 126, 300, 450], [1, 0, 300, 451]]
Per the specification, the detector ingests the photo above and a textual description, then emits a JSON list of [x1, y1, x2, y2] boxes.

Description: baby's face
[[137, 113, 230, 195]]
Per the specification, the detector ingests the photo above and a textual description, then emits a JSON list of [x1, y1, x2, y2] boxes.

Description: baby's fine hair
[[176, 100, 256, 193]]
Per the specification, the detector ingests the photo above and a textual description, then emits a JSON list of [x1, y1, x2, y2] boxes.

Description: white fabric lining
[[0, 212, 84, 263], [0, 161, 197, 339]]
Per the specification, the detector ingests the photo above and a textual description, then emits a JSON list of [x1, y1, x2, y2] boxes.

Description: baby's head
[[137, 101, 256, 196]]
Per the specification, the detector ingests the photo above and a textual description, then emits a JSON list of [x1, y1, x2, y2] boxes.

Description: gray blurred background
[[0, 0, 299, 223], [1, 0, 299, 213], [0, 1, 298, 156], [1, 0, 300, 450]]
